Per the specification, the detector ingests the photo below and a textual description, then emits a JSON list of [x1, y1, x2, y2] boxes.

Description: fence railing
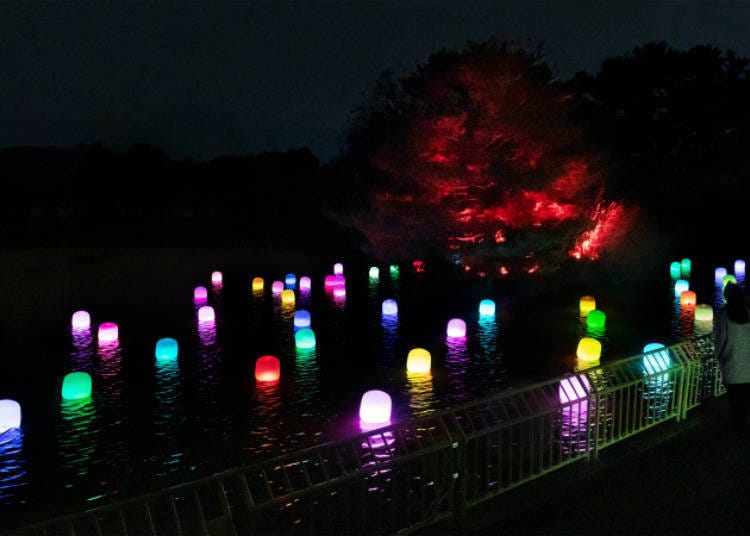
[[13, 334, 721, 535]]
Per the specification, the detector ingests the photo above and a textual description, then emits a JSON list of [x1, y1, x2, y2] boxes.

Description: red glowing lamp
[[254, 355, 280, 383]]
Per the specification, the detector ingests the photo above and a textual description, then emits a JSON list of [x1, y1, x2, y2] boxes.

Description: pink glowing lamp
[[271, 281, 284, 294], [71, 310, 91, 330], [446, 318, 467, 338], [333, 263, 344, 275], [194, 286, 208, 302], [299, 276, 312, 291], [359, 390, 392, 427], [97, 322, 118, 343], [559, 375, 590, 403], [211, 271, 223, 285], [198, 306, 215, 323]]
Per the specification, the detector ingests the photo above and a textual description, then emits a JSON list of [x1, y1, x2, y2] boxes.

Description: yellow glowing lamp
[[576, 337, 601, 363], [679, 290, 697, 308], [252, 277, 264, 292], [406, 347, 431, 374], [695, 304, 713, 322], [579, 296, 596, 317], [281, 289, 295, 306]]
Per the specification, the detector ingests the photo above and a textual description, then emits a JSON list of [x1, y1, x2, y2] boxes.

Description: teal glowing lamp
[[479, 299, 496, 316], [295, 328, 316, 349], [369, 266, 380, 280], [389, 264, 400, 276], [669, 261, 681, 280], [680, 258, 691, 278], [155, 338, 179, 361], [586, 309, 606, 330], [722, 274, 737, 289], [674, 280, 689, 297], [643, 343, 671, 374], [62, 371, 92, 400], [0, 399, 21, 433]]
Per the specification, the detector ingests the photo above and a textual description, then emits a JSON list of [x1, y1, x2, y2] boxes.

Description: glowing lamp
[[97, 322, 118, 343], [295, 328, 316, 349], [558, 375, 590, 403], [194, 286, 208, 302], [254, 355, 280, 383], [722, 274, 737, 289], [369, 266, 380, 279], [299, 276, 311, 290], [586, 310, 607, 330], [680, 258, 691, 278], [359, 390, 392, 426], [669, 261, 681, 280], [293, 309, 311, 329], [695, 304, 713, 322], [579, 296, 596, 317], [333, 287, 346, 298], [333, 263, 344, 275], [735, 259, 746, 276], [252, 277, 264, 292], [61, 371, 92, 400], [382, 299, 398, 315], [71, 310, 91, 330], [324, 275, 336, 289], [413, 260, 426, 273], [0, 400, 21, 433], [715, 267, 727, 284], [643, 342, 665, 353], [479, 299, 496, 316], [406, 348, 431, 374], [155, 338, 179, 360], [389, 264, 399, 275], [674, 280, 689, 297], [211, 271, 223, 285], [576, 337, 601, 363], [446, 318, 467, 338], [285, 273, 297, 288], [680, 290, 697, 308], [281, 289, 296, 306], [642, 343, 670, 374], [198, 305, 215, 323]]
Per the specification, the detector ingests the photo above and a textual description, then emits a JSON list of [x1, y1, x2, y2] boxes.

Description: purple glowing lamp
[[194, 286, 208, 302], [359, 390, 392, 427], [446, 318, 467, 338], [71, 310, 91, 330]]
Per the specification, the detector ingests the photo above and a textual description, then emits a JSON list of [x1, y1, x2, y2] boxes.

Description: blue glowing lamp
[[479, 299, 496, 316], [680, 258, 691, 278], [382, 299, 398, 315], [674, 279, 689, 297], [155, 337, 179, 361], [735, 259, 746, 277], [369, 266, 380, 279], [293, 309, 312, 329], [669, 261, 681, 280], [0, 399, 21, 433], [715, 267, 727, 285], [62, 372, 92, 400], [285, 273, 297, 288], [643, 343, 671, 374], [295, 328, 316, 349]]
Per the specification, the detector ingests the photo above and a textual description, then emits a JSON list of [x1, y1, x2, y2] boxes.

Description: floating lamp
[[299, 276, 311, 291], [382, 299, 398, 315], [285, 273, 297, 288], [324, 275, 336, 290], [295, 328, 316, 349], [669, 261, 681, 280], [586, 310, 607, 330], [198, 306, 215, 323], [680, 290, 697, 308], [389, 264, 399, 276], [155, 338, 179, 361], [333, 263, 344, 276], [293, 309, 311, 329], [252, 277, 264, 292], [211, 271, 222, 285], [359, 390, 392, 427], [369, 266, 380, 279], [406, 348, 431, 374], [479, 299, 496, 316], [61, 371, 92, 400], [674, 280, 689, 297], [446, 318, 467, 338], [281, 289, 296, 306], [680, 258, 691, 278], [715, 267, 728, 285], [71, 310, 91, 330], [735, 259, 746, 276], [642, 343, 670, 374], [0, 399, 21, 433], [194, 286, 208, 302], [579, 296, 596, 317], [333, 287, 346, 299], [271, 281, 284, 294], [558, 375, 590, 403], [695, 304, 713, 322], [97, 322, 118, 344], [413, 260, 425, 273], [576, 337, 601, 363], [722, 274, 737, 289], [254, 355, 280, 383]]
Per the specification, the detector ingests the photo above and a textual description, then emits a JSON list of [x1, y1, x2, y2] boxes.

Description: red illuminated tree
[[345, 39, 630, 275]]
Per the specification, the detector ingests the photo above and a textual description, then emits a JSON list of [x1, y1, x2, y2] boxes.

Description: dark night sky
[[1, 1, 749, 163]]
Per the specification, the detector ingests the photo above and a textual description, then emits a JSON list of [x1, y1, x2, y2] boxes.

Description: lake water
[[0, 250, 736, 530]]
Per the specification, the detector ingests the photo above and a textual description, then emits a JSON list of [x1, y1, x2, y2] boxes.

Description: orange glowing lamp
[[680, 290, 697, 308]]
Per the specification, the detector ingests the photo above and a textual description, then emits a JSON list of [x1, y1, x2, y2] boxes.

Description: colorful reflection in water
[[58, 399, 97, 484], [445, 336, 470, 405], [151, 357, 184, 479], [406, 373, 435, 418], [0, 429, 25, 504], [248, 382, 283, 457]]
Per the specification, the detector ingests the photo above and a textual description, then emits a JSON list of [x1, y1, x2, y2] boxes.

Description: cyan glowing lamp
[[669, 261, 681, 280], [71, 310, 91, 330], [406, 348, 431, 374], [97, 322, 118, 344], [211, 271, 223, 285], [281, 289, 296, 306], [715, 267, 728, 285], [252, 277, 264, 292], [254, 355, 280, 383], [155, 337, 179, 360], [285, 273, 297, 288], [389, 264, 399, 276], [586, 310, 607, 330], [642, 343, 670, 374], [680, 258, 691, 278], [198, 305, 215, 323], [674, 279, 689, 297], [61, 371, 92, 400], [0, 399, 21, 433], [695, 304, 714, 322], [194, 286, 208, 302], [643, 342, 665, 353], [680, 290, 697, 308], [369, 266, 380, 279], [299, 276, 311, 290], [722, 274, 737, 289], [446, 318, 467, 338], [558, 375, 590, 403], [359, 390, 392, 426], [576, 337, 601, 363], [333, 263, 344, 276], [479, 299, 496, 316], [382, 299, 398, 315], [735, 259, 746, 276], [579, 296, 596, 317], [294, 309, 311, 329], [271, 281, 284, 294], [295, 328, 316, 349]]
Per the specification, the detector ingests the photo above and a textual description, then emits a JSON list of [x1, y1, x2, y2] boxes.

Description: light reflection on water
[[151, 358, 184, 479], [0, 429, 26, 504], [58, 399, 97, 483], [445, 336, 470, 405], [406, 373, 435, 418]]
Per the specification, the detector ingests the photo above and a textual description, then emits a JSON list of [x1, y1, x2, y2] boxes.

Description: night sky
[[2, 1, 749, 163]]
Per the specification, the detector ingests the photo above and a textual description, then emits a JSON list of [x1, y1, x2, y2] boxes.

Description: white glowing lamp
[[294, 309, 311, 329], [281, 289, 296, 306], [695, 304, 714, 322], [735, 259, 746, 276], [0, 399, 21, 433], [479, 299, 496, 316], [98, 322, 118, 343], [155, 338, 179, 360], [406, 348, 431, 374], [299, 276, 312, 290], [333, 263, 344, 275], [576, 337, 601, 363], [579, 296, 596, 317], [359, 390, 392, 426], [198, 305, 215, 323], [252, 277, 264, 292], [558, 375, 590, 403], [643, 343, 671, 374], [211, 271, 223, 285], [369, 266, 380, 279], [674, 280, 689, 297], [446, 318, 467, 338], [194, 286, 208, 302], [271, 281, 284, 294], [285, 273, 296, 288], [382, 299, 398, 315], [715, 267, 727, 285], [71, 310, 91, 330]]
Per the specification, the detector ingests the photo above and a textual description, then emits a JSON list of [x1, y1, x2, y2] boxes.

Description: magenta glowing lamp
[[295, 328, 316, 349], [479, 299, 496, 316], [406, 348, 431, 374], [0, 399, 21, 433], [299, 276, 312, 290], [674, 279, 689, 297], [293, 309, 311, 329], [324, 275, 336, 289], [715, 267, 727, 285], [382, 299, 398, 315], [281, 289, 296, 306], [359, 390, 392, 426], [446, 318, 467, 338], [71, 310, 91, 330], [333, 274, 346, 287], [333, 263, 344, 276], [735, 259, 746, 276], [285, 273, 297, 288], [254, 355, 281, 383], [155, 338, 179, 361], [271, 281, 284, 294], [211, 271, 223, 285], [61, 371, 92, 400], [194, 286, 208, 302], [252, 277, 264, 292], [97, 322, 118, 344], [695, 304, 713, 322], [198, 305, 215, 323], [558, 375, 590, 403]]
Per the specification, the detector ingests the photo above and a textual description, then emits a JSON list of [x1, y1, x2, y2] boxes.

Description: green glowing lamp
[[669, 262, 681, 280], [389, 264, 399, 276], [680, 258, 691, 278], [61, 371, 92, 400], [586, 309, 607, 330], [295, 328, 316, 349]]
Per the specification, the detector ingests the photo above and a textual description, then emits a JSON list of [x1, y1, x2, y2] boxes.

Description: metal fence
[[14, 334, 721, 536]]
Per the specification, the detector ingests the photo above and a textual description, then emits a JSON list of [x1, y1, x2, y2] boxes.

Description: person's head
[[724, 282, 749, 323]]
